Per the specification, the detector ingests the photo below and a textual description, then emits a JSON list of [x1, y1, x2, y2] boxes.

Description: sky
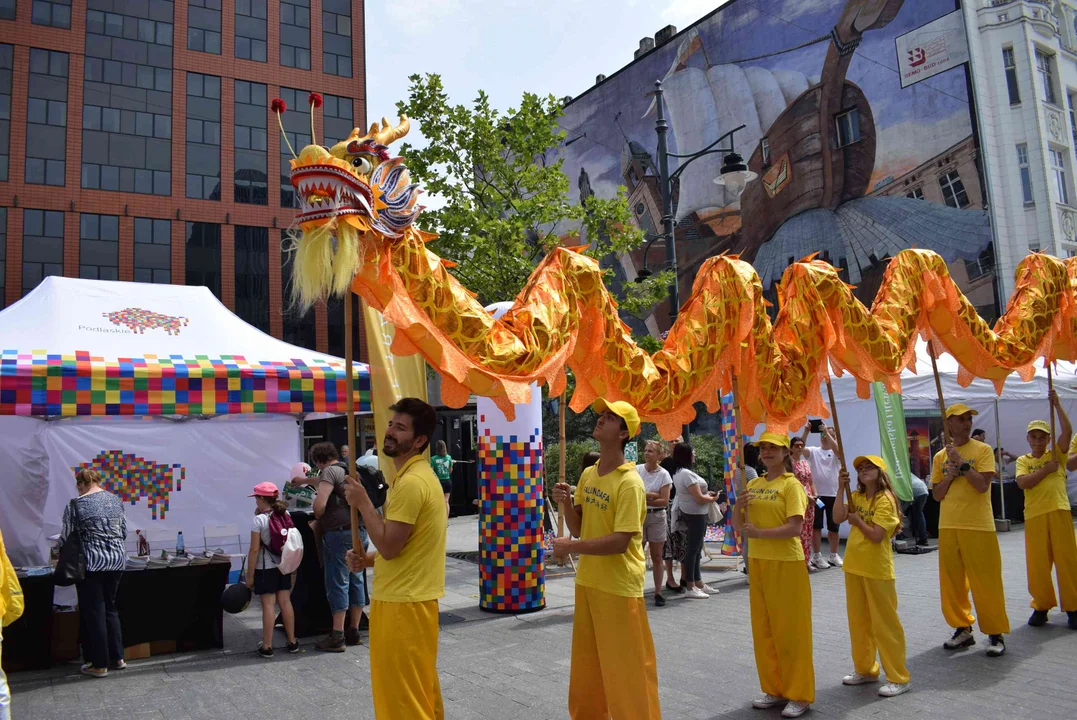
[[364, 0, 734, 125]]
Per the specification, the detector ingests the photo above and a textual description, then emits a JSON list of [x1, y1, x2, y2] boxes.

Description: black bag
[[54, 499, 86, 586], [336, 462, 387, 509]]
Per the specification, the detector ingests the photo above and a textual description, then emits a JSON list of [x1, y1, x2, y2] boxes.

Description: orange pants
[[938, 529, 1010, 635], [1025, 510, 1077, 612], [749, 558, 815, 704], [568, 584, 661, 719], [845, 574, 909, 684], [370, 599, 444, 720]]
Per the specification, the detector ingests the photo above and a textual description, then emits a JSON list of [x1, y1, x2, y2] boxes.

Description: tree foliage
[[396, 73, 673, 314]]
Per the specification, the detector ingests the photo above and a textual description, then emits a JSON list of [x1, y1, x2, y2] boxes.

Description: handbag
[[54, 498, 87, 586], [706, 500, 724, 525]]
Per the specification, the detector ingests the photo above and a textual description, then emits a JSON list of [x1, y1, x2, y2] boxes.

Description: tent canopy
[[0, 277, 370, 417]]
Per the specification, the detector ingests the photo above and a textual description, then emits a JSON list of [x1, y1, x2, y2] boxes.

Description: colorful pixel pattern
[[477, 429, 545, 613], [719, 392, 742, 556], [104, 308, 189, 335], [0, 350, 371, 417], [73, 450, 185, 519]]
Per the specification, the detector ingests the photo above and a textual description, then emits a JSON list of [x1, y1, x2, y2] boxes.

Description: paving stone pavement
[[8, 521, 1077, 719]]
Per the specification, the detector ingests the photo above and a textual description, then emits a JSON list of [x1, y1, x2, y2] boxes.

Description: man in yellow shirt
[[1020, 392, 1077, 630], [344, 398, 447, 719], [551, 399, 660, 719], [931, 403, 1008, 656]]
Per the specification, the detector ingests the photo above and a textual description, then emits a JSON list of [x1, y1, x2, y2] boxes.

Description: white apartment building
[[965, 0, 1077, 300]]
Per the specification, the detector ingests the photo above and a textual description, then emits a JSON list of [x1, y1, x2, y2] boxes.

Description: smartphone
[[809, 419, 824, 433]]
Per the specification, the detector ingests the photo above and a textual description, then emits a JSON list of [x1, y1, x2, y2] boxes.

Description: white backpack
[[276, 527, 304, 575]]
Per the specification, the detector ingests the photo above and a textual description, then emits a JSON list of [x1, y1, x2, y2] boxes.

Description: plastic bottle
[[176, 531, 185, 556]]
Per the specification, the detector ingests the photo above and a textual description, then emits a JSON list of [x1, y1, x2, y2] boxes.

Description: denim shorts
[[321, 526, 369, 613]]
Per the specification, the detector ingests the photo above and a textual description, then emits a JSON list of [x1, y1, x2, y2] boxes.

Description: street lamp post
[[650, 79, 757, 436]]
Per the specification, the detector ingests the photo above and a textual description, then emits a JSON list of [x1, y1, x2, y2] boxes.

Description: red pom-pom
[[270, 98, 287, 113], [308, 92, 323, 109]]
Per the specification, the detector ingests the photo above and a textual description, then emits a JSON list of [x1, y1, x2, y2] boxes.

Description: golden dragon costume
[[280, 104, 1077, 440]]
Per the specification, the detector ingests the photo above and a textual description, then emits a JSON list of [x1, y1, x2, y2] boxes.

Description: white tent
[[0, 277, 370, 565]]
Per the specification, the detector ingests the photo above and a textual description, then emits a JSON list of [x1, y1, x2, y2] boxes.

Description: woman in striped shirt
[[61, 469, 128, 678]]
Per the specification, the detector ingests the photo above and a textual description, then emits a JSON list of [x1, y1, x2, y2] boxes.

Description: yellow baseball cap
[[752, 431, 791, 448], [853, 455, 886, 471], [592, 398, 640, 437], [1027, 420, 1051, 434], [945, 403, 978, 419]]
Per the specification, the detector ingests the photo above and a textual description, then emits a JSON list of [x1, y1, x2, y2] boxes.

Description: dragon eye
[[351, 156, 373, 173]]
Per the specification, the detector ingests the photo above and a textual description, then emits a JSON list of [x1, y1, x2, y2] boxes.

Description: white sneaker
[[685, 587, 709, 599], [781, 700, 810, 718], [807, 563, 818, 573], [700, 584, 720, 595], [813, 553, 830, 570], [751, 694, 785, 709], [943, 627, 975, 649], [842, 671, 879, 685], [828, 553, 843, 567], [879, 681, 910, 697]]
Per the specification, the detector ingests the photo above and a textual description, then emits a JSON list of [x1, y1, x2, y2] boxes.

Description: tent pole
[[344, 295, 360, 552], [994, 397, 1004, 521], [825, 377, 852, 506]]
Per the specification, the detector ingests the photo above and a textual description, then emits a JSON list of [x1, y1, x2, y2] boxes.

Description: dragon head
[[284, 108, 423, 310]]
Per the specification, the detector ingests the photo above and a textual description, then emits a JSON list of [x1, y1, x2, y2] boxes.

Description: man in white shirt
[[800, 423, 843, 569]]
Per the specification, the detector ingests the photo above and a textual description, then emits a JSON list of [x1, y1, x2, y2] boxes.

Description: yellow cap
[[1027, 420, 1051, 434], [853, 455, 886, 471], [945, 403, 978, 419], [592, 398, 640, 437], [752, 431, 791, 449]]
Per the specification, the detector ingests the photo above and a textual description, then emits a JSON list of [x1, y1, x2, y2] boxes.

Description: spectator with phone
[[800, 422, 844, 569]]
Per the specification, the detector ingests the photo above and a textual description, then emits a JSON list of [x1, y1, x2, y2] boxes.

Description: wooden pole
[[825, 377, 852, 505], [1048, 362, 1057, 452], [557, 390, 567, 566], [344, 295, 360, 552], [928, 340, 951, 447]]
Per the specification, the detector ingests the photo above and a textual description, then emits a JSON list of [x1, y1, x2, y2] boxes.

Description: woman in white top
[[670, 442, 719, 599], [245, 482, 299, 657], [637, 439, 673, 606]]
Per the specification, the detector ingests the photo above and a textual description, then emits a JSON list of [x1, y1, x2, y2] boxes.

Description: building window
[[1036, 49, 1058, 105], [32, 0, 70, 28], [82, 3, 173, 196], [323, 94, 353, 145], [965, 248, 994, 283], [235, 226, 269, 332], [1050, 148, 1070, 205], [906, 187, 924, 200], [1002, 47, 1020, 105], [235, 0, 267, 62], [188, 0, 221, 55], [279, 87, 311, 207], [0, 44, 14, 182], [22, 209, 63, 296], [322, 0, 351, 77], [185, 222, 220, 298], [1017, 144, 1033, 204], [280, 0, 311, 70], [0, 208, 6, 307], [0, 0, 14, 20], [281, 235, 316, 350], [760, 137, 770, 165], [79, 213, 119, 281], [186, 73, 221, 200], [1069, 94, 1077, 148], [235, 80, 267, 205], [26, 48, 69, 187], [939, 171, 970, 209], [133, 217, 170, 283], [835, 108, 861, 147]]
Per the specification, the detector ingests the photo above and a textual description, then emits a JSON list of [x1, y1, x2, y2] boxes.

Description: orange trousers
[[1025, 510, 1077, 612], [938, 529, 1010, 635], [370, 599, 444, 720], [749, 558, 815, 704]]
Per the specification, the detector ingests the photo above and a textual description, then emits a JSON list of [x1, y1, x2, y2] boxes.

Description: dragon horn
[[372, 115, 410, 146]]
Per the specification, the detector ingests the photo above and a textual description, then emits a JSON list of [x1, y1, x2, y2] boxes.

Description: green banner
[[871, 381, 913, 502]]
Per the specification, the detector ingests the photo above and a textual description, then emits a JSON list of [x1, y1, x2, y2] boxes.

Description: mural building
[[558, 0, 999, 334]]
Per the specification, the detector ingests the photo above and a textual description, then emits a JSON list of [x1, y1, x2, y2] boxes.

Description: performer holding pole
[[928, 340, 1008, 656]]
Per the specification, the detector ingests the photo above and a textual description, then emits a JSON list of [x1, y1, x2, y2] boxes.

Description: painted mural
[[559, 0, 997, 324]]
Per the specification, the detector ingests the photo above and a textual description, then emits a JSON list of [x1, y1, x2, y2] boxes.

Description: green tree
[[396, 73, 673, 316]]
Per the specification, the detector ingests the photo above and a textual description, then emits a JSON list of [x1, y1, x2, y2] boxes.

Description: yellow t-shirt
[[745, 472, 807, 562], [1017, 447, 1070, 520], [842, 490, 901, 581], [930, 440, 996, 532], [372, 454, 447, 603], [573, 462, 647, 598]]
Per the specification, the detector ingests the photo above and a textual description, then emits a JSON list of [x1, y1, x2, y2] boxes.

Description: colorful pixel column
[[476, 302, 545, 614]]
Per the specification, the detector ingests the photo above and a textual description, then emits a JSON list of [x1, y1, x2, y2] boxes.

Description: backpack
[[336, 462, 388, 510], [267, 511, 304, 575]]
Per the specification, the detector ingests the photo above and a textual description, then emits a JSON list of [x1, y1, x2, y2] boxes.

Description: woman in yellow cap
[[832, 455, 910, 698], [731, 431, 813, 719], [1018, 391, 1077, 629]]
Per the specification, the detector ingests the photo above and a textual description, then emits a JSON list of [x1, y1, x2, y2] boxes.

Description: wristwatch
[[959, 462, 971, 473]]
